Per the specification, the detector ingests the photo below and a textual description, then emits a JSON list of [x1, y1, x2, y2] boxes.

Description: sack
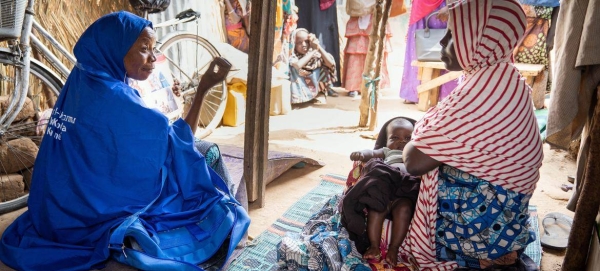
[[346, 0, 375, 17], [108, 168, 250, 270], [389, 0, 407, 17], [414, 12, 445, 62], [129, 0, 171, 14]]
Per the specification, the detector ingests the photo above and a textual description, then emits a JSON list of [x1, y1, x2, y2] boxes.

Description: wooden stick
[[562, 88, 600, 271], [416, 71, 462, 94], [368, 0, 393, 131], [243, 0, 275, 207], [358, 1, 383, 127]]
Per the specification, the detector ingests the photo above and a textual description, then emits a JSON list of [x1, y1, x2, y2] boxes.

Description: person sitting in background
[[223, 0, 250, 53], [288, 28, 338, 105], [342, 117, 421, 267]]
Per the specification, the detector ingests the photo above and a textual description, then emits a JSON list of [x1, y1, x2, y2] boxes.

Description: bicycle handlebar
[[153, 9, 201, 29], [176, 9, 200, 20]]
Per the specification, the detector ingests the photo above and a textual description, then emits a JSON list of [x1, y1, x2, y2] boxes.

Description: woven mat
[[227, 174, 347, 271], [226, 174, 543, 271]]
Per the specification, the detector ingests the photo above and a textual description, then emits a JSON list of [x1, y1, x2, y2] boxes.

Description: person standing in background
[[398, 0, 457, 104], [342, 0, 406, 98]]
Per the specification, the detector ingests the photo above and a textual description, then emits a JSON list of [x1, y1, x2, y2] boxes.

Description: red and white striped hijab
[[405, 0, 544, 269]]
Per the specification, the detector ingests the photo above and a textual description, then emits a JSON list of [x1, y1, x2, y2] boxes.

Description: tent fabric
[[546, 0, 600, 150]]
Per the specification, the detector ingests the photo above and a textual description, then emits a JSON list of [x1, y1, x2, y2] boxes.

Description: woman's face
[[124, 27, 157, 81], [294, 31, 309, 55], [439, 28, 463, 71]]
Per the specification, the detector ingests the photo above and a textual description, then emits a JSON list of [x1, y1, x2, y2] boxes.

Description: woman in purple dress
[[399, 0, 458, 104]]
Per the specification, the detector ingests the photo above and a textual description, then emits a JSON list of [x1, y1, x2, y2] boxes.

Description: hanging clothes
[[342, 15, 392, 93]]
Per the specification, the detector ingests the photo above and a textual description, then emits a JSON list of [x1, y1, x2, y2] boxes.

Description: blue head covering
[[75, 11, 152, 81], [0, 11, 226, 270]]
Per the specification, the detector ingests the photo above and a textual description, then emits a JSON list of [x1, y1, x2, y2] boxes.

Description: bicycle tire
[[158, 32, 227, 139], [0, 52, 63, 215]]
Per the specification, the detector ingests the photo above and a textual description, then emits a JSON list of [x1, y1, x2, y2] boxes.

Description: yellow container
[[223, 82, 247, 127]]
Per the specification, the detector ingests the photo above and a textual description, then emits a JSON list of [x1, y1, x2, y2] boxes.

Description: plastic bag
[[346, 0, 376, 17], [128, 0, 171, 14]]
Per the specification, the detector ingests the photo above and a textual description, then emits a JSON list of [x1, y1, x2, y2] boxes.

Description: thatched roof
[[33, 0, 227, 78], [34, 0, 134, 74]]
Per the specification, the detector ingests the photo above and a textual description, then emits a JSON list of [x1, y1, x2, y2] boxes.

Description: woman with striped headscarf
[[402, 0, 544, 270]]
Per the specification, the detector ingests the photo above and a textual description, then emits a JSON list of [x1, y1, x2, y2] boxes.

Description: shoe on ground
[[348, 90, 358, 97], [327, 88, 339, 97]]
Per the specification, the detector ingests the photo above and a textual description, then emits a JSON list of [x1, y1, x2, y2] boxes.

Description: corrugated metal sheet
[[148, 0, 227, 44]]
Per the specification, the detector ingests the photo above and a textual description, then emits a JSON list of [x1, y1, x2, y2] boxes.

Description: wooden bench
[[411, 61, 546, 111]]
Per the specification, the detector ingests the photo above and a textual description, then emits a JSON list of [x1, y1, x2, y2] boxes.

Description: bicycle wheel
[[0, 52, 63, 214], [158, 32, 227, 139]]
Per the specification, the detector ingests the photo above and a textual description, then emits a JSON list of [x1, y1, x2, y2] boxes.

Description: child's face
[[386, 124, 413, 150], [294, 31, 309, 55]]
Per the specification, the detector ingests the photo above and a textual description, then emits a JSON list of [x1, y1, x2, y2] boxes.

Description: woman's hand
[[437, 6, 449, 22]]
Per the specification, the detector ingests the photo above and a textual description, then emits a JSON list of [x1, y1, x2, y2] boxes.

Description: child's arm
[[290, 50, 317, 71], [308, 35, 335, 70], [350, 149, 385, 162]]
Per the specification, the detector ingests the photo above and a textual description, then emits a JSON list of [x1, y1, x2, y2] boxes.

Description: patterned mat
[[226, 174, 543, 271]]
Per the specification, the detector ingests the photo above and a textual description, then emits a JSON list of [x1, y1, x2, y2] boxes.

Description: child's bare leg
[[386, 198, 414, 265], [364, 208, 387, 260]]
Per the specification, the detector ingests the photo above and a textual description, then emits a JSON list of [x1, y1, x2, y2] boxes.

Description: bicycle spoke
[[4, 143, 37, 167]]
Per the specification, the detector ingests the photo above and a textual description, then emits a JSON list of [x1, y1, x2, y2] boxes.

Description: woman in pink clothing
[[342, 15, 392, 97]]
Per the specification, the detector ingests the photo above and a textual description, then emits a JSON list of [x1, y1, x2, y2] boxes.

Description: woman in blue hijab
[[0, 11, 248, 270]]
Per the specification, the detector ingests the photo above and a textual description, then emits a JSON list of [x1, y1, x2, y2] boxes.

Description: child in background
[[288, 28, 337, 104]]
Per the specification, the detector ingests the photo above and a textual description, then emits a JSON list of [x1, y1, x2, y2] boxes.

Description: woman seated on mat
[[0, 11, 249, 270], [401, 0, 544, 269], [342, 117, 421, 266], [289, 28, 338, 105]]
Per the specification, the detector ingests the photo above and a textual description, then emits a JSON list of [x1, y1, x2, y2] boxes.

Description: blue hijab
[[0, 11, 224, 270]]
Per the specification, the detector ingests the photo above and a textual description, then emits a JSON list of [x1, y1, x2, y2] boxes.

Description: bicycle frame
[[150, 10, 222, 90], [0, 0, 77, 128]]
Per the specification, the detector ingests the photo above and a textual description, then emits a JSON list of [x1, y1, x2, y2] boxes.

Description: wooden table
[[411, 61, 546, 111]]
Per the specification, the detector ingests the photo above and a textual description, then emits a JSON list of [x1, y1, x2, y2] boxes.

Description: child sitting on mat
[[342, 117, 421, 266]]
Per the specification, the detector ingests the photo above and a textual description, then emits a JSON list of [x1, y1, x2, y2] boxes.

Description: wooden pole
[[358, 0, 383, 127], [562, 88, 600, 271], [243, 0, 275, 207], [368, 0, 393, 131]]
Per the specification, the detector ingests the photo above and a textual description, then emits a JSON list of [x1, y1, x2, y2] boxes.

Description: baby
[[349, 117, 416, 265]]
